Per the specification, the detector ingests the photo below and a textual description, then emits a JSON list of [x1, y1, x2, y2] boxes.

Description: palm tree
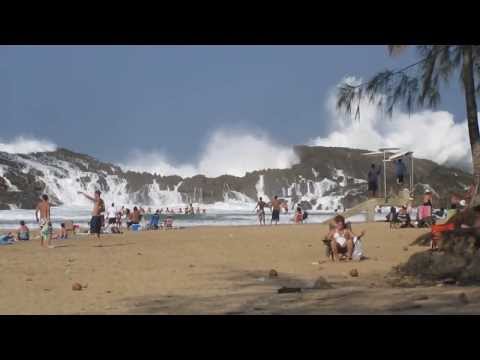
[[337, 45, 480, 205]]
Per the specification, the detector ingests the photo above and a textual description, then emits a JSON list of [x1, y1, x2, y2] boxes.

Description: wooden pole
[[384, 151, 387, 203]]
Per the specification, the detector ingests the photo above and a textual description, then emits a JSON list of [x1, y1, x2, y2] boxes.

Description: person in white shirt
[[106, 203, 117, 227]]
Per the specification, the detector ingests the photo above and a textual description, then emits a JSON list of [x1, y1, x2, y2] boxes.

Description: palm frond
[[388, 45, 409, 57], [336, 45, 454, 119]]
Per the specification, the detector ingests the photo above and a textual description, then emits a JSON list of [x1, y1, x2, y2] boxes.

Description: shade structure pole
[[411, 154, 414, 195], [384, 150, 387, 203]]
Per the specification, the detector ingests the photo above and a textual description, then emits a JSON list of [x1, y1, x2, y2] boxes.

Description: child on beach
[[17, 221, 30, 241], [41, 221, 54, 247], [295, 206, 303, 224]]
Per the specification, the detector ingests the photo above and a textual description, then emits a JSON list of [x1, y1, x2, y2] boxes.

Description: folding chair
[[430, 223, 455, 249]]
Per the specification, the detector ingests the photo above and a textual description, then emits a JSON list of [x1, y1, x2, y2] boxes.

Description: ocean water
[[0, 205, 384, 230]]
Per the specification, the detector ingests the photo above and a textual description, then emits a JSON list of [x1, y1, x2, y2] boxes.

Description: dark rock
[[72, 282, 83, 291], [388, 302, 422, 312], [412, 233, 432, 247], [349, 269, 359, 277], [277, 287, 302, 294], [442, 278, 456, 285], [298, 201, 312, 210], [411, 295, 429, 301], [403, 247, 409, 251], [268, 269, 278, 278], [0, 145, 473, 210], [395, 230, 480, 285], [312, 276, 333, 289], [458, 293, 469, 305]]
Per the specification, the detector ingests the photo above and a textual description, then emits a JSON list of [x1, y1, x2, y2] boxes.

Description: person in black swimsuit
[[255, 197, 267, 225]]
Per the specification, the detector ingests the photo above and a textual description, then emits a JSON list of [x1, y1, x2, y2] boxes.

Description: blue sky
[[0, 46, 467, 167]]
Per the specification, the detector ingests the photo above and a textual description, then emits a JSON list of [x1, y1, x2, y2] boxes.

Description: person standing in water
[[78, 190, 105, 239], [35, 194, 53, 248], [270, 195, 281, 225], [255, 197, 267, 225]]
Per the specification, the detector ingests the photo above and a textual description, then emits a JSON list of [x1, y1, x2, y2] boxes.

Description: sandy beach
[[1, 222, 480, 315]]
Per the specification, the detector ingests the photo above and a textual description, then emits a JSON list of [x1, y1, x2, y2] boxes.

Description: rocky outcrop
[[0, 146, 473, 210], [391, 228, 480, 285]]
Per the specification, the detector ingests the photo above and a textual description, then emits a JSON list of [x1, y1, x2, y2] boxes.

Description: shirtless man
[[78, 190, 105, 239], [255, 197, 267, 225], [270, 196, 281, 225], [35, 194, 53, 248]]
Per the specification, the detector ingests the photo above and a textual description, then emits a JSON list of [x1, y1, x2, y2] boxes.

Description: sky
[[0, 46, 472, 176]]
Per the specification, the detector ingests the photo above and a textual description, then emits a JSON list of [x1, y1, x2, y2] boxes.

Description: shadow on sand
[[116, 264, 480, 315]]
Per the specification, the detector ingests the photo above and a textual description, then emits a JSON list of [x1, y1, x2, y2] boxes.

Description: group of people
[[82, 191, 187, 235], [163, 205, 206, 214], [367, 159, 408, 198], [3, 190, 207, 248], [254, 196, 307, 225]]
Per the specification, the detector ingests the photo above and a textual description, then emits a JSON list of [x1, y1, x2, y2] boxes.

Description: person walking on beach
[[255, 197, 267, 225], [270, 196, 281, 225], [395, 159, 407, 186], [35, 194, 53, 248], [367, 164, 381, 198], [107, 203, 117, 228], [78, 190, 105, 239]]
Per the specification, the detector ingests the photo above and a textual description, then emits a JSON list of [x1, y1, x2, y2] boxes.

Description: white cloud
[[309, 86, 473, 172], [2, 81, 473, 176], [0, 136, 57, 154], [120, 129, 299, 178]]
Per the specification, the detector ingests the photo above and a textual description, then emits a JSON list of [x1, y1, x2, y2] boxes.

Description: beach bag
[[352, 237, 363, 261], [131, 224, 142, 231]]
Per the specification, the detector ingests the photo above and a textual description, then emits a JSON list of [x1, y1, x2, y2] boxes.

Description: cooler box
[[131, 224, 142, 232]]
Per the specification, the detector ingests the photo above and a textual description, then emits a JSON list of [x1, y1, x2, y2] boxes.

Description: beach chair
[[417, 205, 434, 228], [430, 223, 455, 250]]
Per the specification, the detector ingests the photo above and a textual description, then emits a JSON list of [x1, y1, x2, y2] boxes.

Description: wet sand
[[1, 222, 480, 314]]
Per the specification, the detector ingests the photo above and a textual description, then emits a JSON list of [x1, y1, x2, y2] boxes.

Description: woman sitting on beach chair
[[397, 206, 414, 228], [324, 215, 365, 261]]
